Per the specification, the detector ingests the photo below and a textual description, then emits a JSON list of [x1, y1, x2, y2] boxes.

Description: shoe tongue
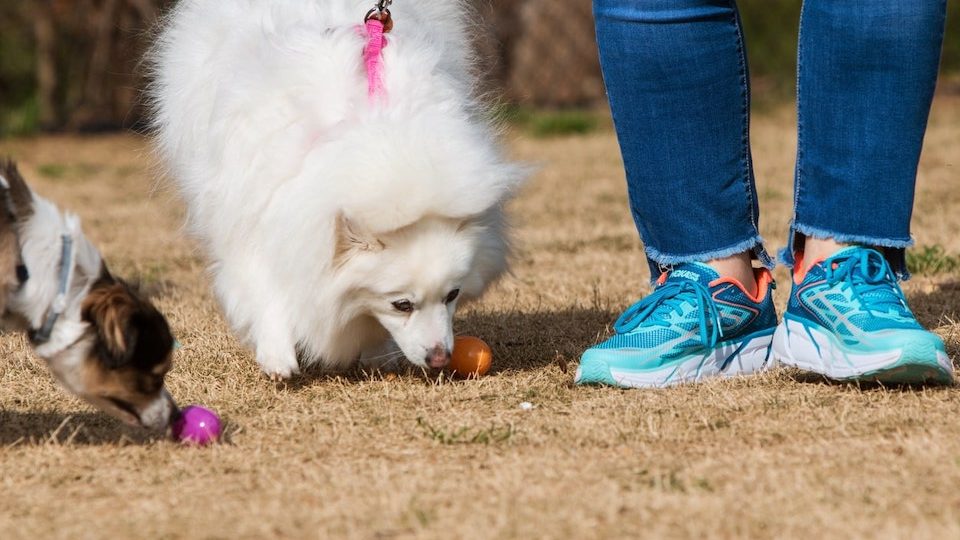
[[665, 263, 719, 285], [644, 263, 719, 325], [826, 247, 907, 313], [809, 246, 867, 274], [828, 246, 864, 260]]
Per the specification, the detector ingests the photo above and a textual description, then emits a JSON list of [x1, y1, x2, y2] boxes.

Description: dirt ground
[[0, 96, 959, 539]]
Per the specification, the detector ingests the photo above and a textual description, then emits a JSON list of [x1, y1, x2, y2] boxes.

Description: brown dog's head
[[1, 159, 178, 431], [45, 268, 178, 431]]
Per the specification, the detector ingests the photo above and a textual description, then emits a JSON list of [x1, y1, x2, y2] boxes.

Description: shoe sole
[[574, 330, 775, 389], [772, 318, 954, 385]]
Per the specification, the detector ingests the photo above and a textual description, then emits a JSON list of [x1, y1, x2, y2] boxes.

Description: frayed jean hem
[[644, 235, 773, 282], [779, 221, 913, 280]]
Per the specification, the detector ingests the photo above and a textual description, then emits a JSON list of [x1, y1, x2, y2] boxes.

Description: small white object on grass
[[519, 402, 535, 411]]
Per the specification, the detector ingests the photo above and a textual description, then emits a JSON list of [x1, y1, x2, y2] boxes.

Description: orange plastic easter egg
[[449, 336, 492, 378]]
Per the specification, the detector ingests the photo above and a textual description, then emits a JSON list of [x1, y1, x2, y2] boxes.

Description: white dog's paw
[[256, 353, 299, 381], [266, 371, 289, 382]]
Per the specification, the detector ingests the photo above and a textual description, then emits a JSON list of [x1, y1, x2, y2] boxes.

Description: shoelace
[[613, 279, 723, 348], [824, 249, 908, 315]]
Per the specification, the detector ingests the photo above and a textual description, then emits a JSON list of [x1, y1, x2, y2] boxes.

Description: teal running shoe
[[575, 263, 778, 388], [772, 246, 954, 384]]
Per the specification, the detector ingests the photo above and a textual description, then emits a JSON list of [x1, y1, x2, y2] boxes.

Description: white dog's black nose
[[426, 345, 451, 369]]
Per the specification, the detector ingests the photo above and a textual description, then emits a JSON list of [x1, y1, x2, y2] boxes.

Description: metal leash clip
[[365, 0, 394, 33]]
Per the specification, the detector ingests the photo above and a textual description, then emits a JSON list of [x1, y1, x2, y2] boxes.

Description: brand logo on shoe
[[672, 270, 701, 282]]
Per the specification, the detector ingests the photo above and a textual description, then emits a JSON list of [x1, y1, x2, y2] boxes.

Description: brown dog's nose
[[426, 345, 451, 368]]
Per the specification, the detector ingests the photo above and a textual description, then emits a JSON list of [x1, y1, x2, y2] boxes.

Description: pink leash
[[362, 2, 393, 105], [362, 19, 388, 104]]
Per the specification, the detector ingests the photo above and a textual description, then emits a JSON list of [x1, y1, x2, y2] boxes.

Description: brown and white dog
[[0, 160, 177, 431]]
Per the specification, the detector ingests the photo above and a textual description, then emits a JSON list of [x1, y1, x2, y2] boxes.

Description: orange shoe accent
[[655, 272, 669, 286], [709, 267, 774, 303], [791, 251, 829, 284]]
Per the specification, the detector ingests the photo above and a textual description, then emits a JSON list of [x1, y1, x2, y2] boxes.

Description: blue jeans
[[594, 0, 947, 279]]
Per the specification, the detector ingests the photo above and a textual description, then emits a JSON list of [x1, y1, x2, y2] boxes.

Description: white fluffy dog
[[149, 0, 522, 378]]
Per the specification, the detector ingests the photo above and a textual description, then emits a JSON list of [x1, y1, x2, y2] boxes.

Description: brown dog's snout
[[426, 345, 451, 369], [138, 389, 180, 431]]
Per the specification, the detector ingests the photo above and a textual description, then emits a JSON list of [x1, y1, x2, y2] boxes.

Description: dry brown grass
[[1, 96, 959, 539]]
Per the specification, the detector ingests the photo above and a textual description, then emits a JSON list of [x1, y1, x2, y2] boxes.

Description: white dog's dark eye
[[445, 289, 461, 303], [392, 299, 414, 313]]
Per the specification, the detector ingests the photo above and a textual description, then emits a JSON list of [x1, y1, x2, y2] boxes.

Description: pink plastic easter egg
[[172, 405, 222, 446]]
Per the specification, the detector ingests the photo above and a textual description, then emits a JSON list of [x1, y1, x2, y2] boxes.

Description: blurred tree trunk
[[31, 0, 169, 131], [33, 1, 58, 130]]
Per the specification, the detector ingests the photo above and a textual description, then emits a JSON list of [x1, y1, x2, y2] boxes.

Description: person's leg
[[774, 0, 953, 384], [594, 0, 773, 282], [577, 0, 777, 388], [785, 0, 946, 275]]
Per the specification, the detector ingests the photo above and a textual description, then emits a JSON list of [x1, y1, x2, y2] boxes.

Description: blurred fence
[[1, 1, 959, 135]]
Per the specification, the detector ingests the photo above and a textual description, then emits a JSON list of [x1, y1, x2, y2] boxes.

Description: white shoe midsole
[[608, 333, 774, 388], [772, 318, 906, 378]]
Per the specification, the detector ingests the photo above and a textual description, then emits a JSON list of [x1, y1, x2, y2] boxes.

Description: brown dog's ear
[[0, 160, 30, 307], [334, 212, 384, 266], [0, 159, 34, 222], [82, 278, 174, 370], [82, 280, 142, 368]]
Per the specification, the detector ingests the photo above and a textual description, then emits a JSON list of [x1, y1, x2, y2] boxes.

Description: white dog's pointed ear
[[334, 212, 384, 265]]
